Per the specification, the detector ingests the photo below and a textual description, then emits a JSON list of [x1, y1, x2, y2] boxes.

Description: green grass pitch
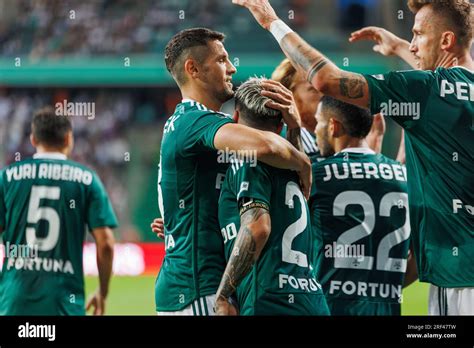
[[85, 276, 430, 316]]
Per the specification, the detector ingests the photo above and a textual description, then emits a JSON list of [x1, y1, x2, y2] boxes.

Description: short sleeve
[[364, 70, 435, 129], [230, 162, 272, 207], [186, 112, 234, 152], [0, 171, 5, 228], [86, 173, 118, 231]]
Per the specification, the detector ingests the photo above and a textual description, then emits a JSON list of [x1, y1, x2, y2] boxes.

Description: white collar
[[452, 66, 474, 74], [33, 152, 67, 160], [182, 98, 214, 112], [337, 147, 375, 155]]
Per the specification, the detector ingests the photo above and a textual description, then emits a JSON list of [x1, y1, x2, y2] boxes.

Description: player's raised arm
[[232, 0, 370, 109], [214, 125, 311, 198], [349, 26, 418, 69], [87, 227, 115, 315], [215, 206, 271, 315]]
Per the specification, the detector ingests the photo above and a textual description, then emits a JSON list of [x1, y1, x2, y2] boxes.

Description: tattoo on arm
[[307, 60, 328, 83], [339, 73, 366, 99], [287, 127, 303, 152], [216, 207, 269, 301]]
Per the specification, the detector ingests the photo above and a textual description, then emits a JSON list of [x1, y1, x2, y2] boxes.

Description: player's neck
[[455, 53, 474, 71], [335, 138, 369, 154], [181, 88, 222, 112], [35, 145, 69, 157]]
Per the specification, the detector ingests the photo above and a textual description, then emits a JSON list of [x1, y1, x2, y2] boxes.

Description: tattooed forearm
[[339, 73, 366, 99], [216, 208, 269, 301], [287, 127, 303, 152], [307, 60, 328, 83]]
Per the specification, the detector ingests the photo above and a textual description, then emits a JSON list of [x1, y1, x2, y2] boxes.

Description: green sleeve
[[86, 172, 118, 231], [0, 171, 5, 229], [184, 112, 234, 152], [364, 70, 435, 129], [231, 162, 272, 208]]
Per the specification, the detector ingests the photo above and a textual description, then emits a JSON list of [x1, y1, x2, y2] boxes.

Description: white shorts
[[156, 294, 216, 316], [429, 285, 474, 315]]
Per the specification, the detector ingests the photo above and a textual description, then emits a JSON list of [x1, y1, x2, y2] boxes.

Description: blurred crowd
[[0, 88, 182, 240], [0, 0, 311, 58]]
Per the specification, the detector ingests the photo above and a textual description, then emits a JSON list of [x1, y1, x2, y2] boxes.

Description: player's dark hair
[[235, 77, 282, 130], [32, 106, 72, 148], [408, 0, 473, 50], [320, 96, 373, 138], [165, 28, 226, 86]]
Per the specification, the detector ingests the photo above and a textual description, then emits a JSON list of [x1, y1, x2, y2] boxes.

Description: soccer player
[[0, 107, 117, 315], [272, 58, 386, 159], [271, 58, 324, 159], [234, 0, 474, 315], [156, 28, 311, 315], [215, 77, 329, 315], [311, 96, 410, 315]]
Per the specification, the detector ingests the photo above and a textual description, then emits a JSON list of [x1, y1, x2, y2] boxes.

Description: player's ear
[[30, 133, 37, 148], [184, 58, 199, 80], [65, 131, 74, 153], [440, 31, 456, 51], [233, 110, 240, 123], [328, 118, 337, 137], [331, 118, 344, 137]]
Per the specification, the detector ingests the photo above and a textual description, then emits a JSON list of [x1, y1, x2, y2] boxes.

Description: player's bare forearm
[[280, 33, 370, 109], [233, 1, 370, 109], [215, 124, 309, 172], [93, 227, 115, 297], [286, 127, 303, 152], [216, 208, 270, 302]]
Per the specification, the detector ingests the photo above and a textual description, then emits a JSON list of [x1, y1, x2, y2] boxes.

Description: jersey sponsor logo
[[328, 280, 402, 300], [278, 274, 322, 293], [322, 162, 407, 182], [380, 100, 420, 120], [440, 79, 474, 101], [5, 257, 75, 274], [452, 199, 474, 215], [237, 182, 249, 199], [5, 163, 93, 185], [18, 322, 56, 342]]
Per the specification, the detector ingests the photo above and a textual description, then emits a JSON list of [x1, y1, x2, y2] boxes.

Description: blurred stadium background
[[1, 0, 457, 315]]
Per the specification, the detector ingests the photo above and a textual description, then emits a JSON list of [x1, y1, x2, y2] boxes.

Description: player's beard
[[215, 84, 235, 104]]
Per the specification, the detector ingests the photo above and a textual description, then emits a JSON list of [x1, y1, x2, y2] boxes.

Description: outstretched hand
[[349, 26, 404, 57], [232, 0, 279, 30]]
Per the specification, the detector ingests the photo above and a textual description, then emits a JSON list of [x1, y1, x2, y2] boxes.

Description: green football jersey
[[0, 153, 118, 315], [219, 159, 329, 316], [155, 99, 233, 312], [310, 149, 410, 316], [365, 67, 474, 288]]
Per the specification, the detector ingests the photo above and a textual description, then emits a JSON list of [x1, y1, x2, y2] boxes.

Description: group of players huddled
[[0, 0, 472, 316]]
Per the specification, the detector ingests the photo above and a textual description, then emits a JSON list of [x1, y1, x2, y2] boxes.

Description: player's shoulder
[[177, 100, 232, 121]]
